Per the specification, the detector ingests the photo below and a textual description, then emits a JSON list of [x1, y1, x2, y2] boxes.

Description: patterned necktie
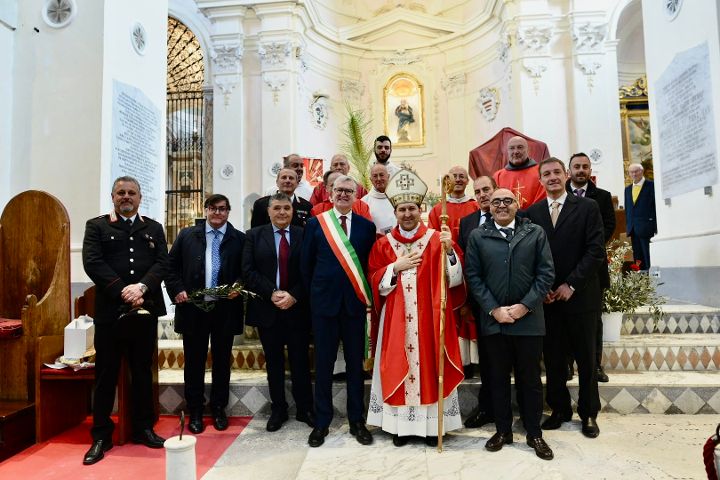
[[499, 227, 514, 242], [550, 201, 560, 227], [574, 188, 585, 197], [210, 230, 221, 288], [278, 229, 289, 290], [632, 184, 641, 204], [340, 215, 348, 236]]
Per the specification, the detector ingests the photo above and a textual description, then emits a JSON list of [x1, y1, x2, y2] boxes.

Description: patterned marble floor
[[201, 414, 718, 479]]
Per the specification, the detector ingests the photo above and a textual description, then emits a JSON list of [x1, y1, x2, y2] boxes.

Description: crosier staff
[[437, 174, 452, 453]]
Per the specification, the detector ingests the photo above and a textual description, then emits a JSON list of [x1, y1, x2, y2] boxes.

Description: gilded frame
[[383, 73, 425, 147], [619, 77, 653, 183]]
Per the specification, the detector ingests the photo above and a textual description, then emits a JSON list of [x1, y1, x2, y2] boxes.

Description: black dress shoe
[[392, 434, 408, 447], [295, 411, 315, 428], [581, 417, 600, 438], [349, 421, 373, 445], [83, 439, 113, 465], [485, 432, 513, 452], [526, 436, 554, 460], [308, 427, 329, 447], [424, 436, 438, 447], [266, 411, 289, 432], [188, 413, 204, 434], [464, 408, 494, 428], [131, 429, 166, 448], [213, 408, 229, 431], [541, 411, 572, 430], [597, 366, 609, 383]]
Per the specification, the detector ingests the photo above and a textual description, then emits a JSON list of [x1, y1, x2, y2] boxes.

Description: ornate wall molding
[[258, 41, 293, 69], [309, 94, 329, 130], [576, 57, 603, 92], [262, 72, 288, 104], [211, 43, 243, 106], [382, 49, 422, 66], [522, 59, 547, 95], [516, 25, 552, 54], [441, 73, 466, 98], [340, 79, 365, 105], [572, 23, 607, 53], [476, 87, 500, 122]]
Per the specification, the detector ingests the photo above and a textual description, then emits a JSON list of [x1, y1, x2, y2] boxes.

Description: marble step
[[621, 304, 720, 335], [600, 333, 720, 371], [157, 369, 720, 417]]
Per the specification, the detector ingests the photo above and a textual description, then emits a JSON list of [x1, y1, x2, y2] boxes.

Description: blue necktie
[[210, 230, 221, 287]]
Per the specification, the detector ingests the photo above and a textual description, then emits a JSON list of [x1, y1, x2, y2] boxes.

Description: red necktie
[[340, 215, 348, 236], [278, 229, 289, 290]]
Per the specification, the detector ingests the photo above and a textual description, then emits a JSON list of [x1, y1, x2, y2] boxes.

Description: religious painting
[[384, 73, 425, 147], [303, 158, 324, 186], [619, 77, 653, 183]]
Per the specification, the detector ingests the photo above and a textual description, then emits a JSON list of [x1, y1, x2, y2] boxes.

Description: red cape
[[369, 224, 464, 406], [468, 127, 551, 179], [493, 164, 546, 209]]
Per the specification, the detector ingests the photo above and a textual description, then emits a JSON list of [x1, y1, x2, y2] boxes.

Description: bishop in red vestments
[[367, 169, 465, 446]]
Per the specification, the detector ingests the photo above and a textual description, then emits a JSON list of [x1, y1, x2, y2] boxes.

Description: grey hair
[[112, 176, 142, 194], [332, 174, 357, 189], [268, 192, 293, 206]]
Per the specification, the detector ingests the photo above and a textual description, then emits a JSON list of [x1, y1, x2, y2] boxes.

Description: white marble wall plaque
[[111, 80, 162, 220], [656, 42, 718, 199]]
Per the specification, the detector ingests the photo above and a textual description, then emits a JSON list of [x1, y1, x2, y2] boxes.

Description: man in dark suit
[[458, 175, 496, 429], [624, 163, 656, 270], [526, 158, 605, 438], [82, 176, 169, 465], [251, 168, 312, 228], [301, 175, 377, 448], [165, 194, 245, 435], [567, 153, 616, 383], [242, 193, 314, 432]]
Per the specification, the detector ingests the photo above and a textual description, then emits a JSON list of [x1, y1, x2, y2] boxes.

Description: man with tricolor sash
[[301, 174, 377, 448], [366, 169, 465, 447]]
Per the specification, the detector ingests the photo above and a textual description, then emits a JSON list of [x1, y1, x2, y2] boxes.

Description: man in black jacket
[[166, 194, 245, 434], [566, 153, 616, 383], [242, 193, 314, 432], [82, 176, 169, 465], [526, 158, 605, 439], [251, 168, 312, 228]]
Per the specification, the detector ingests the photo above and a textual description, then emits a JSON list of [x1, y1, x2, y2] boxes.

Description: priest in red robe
[[493, 136, 546, 209], [367, 169, 465, 447], [428, 166, 479, 369]]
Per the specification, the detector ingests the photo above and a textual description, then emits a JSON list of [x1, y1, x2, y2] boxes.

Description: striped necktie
[[210, 230, 221, 287]]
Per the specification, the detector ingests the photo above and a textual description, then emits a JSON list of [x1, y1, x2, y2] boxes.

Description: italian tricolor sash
[[317, 210, 373, 363], [317, 210, 372, 307]]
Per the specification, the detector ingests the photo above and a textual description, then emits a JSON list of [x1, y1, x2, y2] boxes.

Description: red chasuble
[[427, 200, 479, 244], [493, 163, 547, 209], [369, 224, 464, 407]]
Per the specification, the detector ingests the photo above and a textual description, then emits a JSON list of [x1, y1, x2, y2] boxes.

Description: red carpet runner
[[0, 415, 251, 479]]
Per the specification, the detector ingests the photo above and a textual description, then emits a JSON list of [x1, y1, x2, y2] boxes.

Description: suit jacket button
[[130, 270, 135, 274], [129, 236, 134, 241], [130, 258, 134, 262]]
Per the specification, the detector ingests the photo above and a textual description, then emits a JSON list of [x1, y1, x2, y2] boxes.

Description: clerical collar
[[206, 222, 228, 235], [369, 188, 387, 199], [494, 219, 516, 231], [547, 192, 568, 206], [399, 224, 420, 239], [447, 195, 472, 203], [505, 158, 538, 171]]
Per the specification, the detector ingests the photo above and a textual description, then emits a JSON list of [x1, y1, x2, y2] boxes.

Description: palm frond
[[342, 103, 373, 190]]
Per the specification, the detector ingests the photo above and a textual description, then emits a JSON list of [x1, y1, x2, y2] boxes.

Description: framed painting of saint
[[384, 73, 425, 147]]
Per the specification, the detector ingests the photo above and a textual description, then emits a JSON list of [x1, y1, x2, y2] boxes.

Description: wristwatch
[[139, 283, 148, 294]]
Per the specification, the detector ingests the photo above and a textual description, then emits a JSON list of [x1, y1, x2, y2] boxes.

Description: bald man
[[361, 163, 396, 235], [310, 154, 367, 205], [493, 136, 546, 209]]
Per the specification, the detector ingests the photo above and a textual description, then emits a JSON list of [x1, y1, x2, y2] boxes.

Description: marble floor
[[202, 414, 718, 479]]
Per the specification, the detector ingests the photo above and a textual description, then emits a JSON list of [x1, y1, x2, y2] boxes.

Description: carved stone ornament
[[572, 23, 606, 53], [517, 26, 552, 54], [263, 72, 288, 104], [665, 0, 683, 21], [441, 73, 466, 98], [270, 162, 282, 177], [382, 49, 421, 66], [497, 34, 512, 64], [588, 148, 602, 164], [220, 164, 234, 179], [42, 0, 76, 29], [522, 60, 547, 94], [211, 44, 243, 75], [619, 76, 648, 99], [215, 76, 238, 107], [577, 58, 602, 92], [309, 94, 329, 130], [130, 22, 147, 56], [258, 41, 292, 68], [476, 87, 500, 122], [340, 79, 365, 105]]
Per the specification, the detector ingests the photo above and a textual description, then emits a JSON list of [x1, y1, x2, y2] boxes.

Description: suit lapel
[[554, 195, 576, 230]]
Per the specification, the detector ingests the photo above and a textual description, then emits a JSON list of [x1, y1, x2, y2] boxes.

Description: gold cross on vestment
[[513, 180, 527, 207]]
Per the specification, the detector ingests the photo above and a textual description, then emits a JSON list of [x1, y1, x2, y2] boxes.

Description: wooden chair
[[0, 191, 70, 460]]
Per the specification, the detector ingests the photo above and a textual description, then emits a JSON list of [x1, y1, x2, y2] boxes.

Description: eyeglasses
[[490, 198, 516, 207], [333, 188, 355, 195], [207, 206, 229, 213]]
